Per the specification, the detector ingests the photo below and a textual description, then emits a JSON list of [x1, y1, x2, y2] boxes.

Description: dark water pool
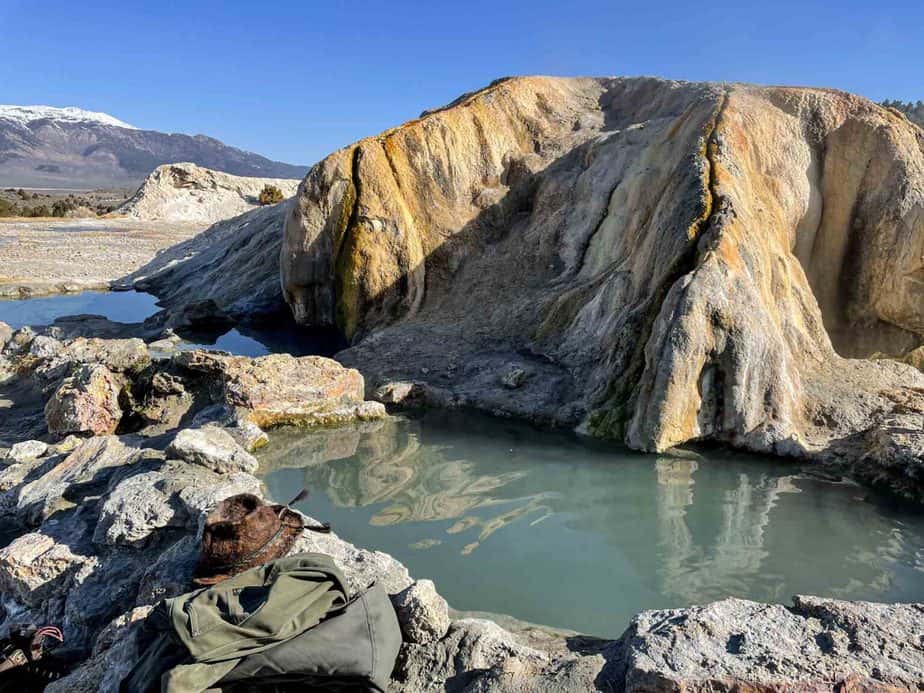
[[259, 410, 924, 638], [0, 290, 342, 357]]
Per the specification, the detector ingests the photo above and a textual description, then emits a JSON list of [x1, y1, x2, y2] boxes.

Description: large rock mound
[[280, 76, 924, 499], [125, 203, 288, 318], [118, 163, 299, 224]]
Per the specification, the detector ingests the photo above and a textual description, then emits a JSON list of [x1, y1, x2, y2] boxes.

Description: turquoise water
[[260, 410, 924, 638], [0, 291, 342, 357]]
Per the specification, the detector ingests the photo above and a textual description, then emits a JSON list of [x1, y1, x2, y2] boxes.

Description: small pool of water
[[259, 410, 924, 638], [0, 290, 342, 357], [0, 290, 159, 328]]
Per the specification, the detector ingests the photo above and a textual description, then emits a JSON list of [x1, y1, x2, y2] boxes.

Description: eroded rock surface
[[118, 163, 299, 224], [45, 364, 125, 436], [621, 596, 924, 691], [277, 76, 924, 500], [127, 203, 290, 319]]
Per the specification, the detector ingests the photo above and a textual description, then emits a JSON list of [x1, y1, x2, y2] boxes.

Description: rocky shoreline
[[0, 324, 921, 690], [2, 74, 924, 689]]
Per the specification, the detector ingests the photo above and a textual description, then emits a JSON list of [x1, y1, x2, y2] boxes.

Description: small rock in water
[[167, 426, 259, 474], [9, 439, 48, 462]]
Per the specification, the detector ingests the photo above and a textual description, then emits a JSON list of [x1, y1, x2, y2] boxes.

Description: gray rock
[[228, 421, 269, 452], [0, 321, 11, 350], [52, 434, 86, 455], [146, 337, 179, 355], [372, 380, 453, 408], [176, 471, 262, 523], [16, 435, 142, 521], [620, 596, 924, 691], [29, 335, 65, 360], [392, 579, 450, 644], [92, 469, 182, 546], [7, 326, 35, 354], [95, 459, 255, 546], [394, 618, 588, 693], [135, 535, 199, 606], [9, 439, 48, 462], [167, 426, 258, 474], [63, 337, 151, 374]]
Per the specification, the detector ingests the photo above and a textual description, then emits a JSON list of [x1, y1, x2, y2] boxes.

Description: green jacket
[[124, 553, 348, 693]]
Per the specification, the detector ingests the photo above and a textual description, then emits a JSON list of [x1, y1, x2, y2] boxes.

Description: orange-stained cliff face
[[280, 76, 924, 498]]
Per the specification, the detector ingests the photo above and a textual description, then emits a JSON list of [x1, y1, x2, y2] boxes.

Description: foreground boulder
[[277, 76, 924, 500], [175, 350, 386, 428], [621, 596, 924, 690]]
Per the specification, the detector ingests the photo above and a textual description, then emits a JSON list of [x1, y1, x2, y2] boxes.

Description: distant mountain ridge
[[0, 104, 306, 188]]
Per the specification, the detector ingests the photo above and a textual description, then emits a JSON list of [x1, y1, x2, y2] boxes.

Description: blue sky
[[1, 0, 921, 165]]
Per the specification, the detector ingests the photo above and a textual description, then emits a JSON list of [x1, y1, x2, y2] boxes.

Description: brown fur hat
[[193, 493, 304, 585]]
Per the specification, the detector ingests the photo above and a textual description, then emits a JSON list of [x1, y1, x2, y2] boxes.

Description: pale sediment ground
[[0, 217, 204, 298]]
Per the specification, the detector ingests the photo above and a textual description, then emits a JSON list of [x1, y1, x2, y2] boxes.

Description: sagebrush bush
[[259, 184, 285, 205]]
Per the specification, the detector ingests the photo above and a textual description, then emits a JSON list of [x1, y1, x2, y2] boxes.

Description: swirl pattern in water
[[259, 410, 924, 637]]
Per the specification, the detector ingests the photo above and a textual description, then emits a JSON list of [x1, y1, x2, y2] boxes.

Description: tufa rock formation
[[276, 76, 924, 499], [117, 163, 299, 224]]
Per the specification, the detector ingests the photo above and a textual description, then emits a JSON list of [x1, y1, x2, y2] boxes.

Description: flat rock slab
[[175, 351, 387, 428], [621, 596, 924, 690]]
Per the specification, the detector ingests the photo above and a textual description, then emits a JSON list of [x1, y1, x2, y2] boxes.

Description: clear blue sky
[[1, 0, 921, 165]]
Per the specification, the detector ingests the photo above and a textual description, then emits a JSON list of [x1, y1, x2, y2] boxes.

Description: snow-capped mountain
[[0, 105, 138, 130], [0, 104, 305, 188]]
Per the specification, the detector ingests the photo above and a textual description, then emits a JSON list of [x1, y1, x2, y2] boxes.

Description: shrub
[[0, 199, 18, 217], [258, 184, 285, 205]]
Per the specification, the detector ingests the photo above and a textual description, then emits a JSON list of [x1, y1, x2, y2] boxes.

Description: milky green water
[[259, 410, 924, 637]]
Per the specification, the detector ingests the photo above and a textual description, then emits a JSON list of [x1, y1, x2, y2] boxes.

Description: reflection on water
[[259, 411, 924, 637], [0, 290, 159, 327], [0, 291, 344, 357]]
